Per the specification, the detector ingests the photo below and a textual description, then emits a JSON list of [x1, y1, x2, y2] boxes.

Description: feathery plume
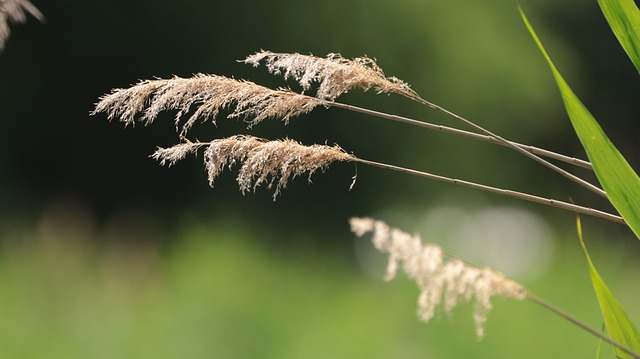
[[349, 217, 527, 338], [243, 51, 418, 101], [152, 135, 356, 199], [92, 74, 323, 135], [0, 0, 43, 51]]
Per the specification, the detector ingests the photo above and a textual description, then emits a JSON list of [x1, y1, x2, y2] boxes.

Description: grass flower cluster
[[242, 51, 418, 100], [152, 135, 354, 199], [350, 217, 527, 338], [92, 74, 323, 135]]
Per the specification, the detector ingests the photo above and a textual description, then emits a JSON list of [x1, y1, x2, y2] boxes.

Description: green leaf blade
[[577, 217, 640, 358], [520, 7, 640, 240], [597, 0, 640, 75]]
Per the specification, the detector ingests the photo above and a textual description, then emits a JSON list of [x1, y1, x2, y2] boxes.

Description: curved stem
[[404, 94, 607, 198], [354, 158, 624, 224], [527, 294, 640, 359], [328, 101, 593, 170]]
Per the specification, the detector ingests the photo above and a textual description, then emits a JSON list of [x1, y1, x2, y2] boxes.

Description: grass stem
[[404, 95, 607, 198], [329, 101, 592, 170], [355, 158, 624, 224], [527, 294, 640, 359]]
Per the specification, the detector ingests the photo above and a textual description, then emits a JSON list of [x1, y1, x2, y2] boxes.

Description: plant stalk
[[527, 294, 640, 359], [355, 158, 624, 224], [328, 101, 592, 170], [404, 94, 607, 198]]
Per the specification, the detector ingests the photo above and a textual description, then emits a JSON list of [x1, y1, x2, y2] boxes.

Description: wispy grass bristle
[[151, 141, 202, 167], [92, 74, 323, 135], [243, 50, 417, 101], [349, 217, 527, 338]]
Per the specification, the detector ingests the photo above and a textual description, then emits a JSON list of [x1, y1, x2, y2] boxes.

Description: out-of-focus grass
[[0, 215, 636, 358]]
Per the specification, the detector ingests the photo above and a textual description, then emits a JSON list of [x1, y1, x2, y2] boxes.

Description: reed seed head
[[349, 217, 527, 338], [92, 74, 323, 135], [152, 135, 356, 199], [0, 0, 43, 51], [243, 50, 418, 101]]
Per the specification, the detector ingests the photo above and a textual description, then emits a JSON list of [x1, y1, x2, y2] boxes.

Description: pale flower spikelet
[[151, 141, 202, 167], [92, 74, 323, 135], [152, 135, 356, 199], [243, 51, 418, 101], [349, 217, 528, 338], [0, 0, 43, 51]]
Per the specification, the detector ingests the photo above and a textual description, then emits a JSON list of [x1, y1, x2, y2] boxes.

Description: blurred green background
[[0, 0, 639, 357]]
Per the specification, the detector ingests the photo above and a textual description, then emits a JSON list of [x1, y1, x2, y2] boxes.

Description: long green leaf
[[576, 216, 640, 358], [520, 7, 640, 240], [597, 0, 640, 74]]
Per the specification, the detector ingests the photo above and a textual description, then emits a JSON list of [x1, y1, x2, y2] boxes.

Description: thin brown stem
[[328, 101, 593, 170], [441, 254, 639, 358], [355, 158, 624, 224], [527, 294, 640, 359], [404, 95, 607, 198]]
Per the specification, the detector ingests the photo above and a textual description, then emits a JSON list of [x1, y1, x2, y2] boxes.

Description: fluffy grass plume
[[152, 135, 355, 199], [349, 217, 527, 338], [92, 74, 323, 135], [243, 50, 418, 101]]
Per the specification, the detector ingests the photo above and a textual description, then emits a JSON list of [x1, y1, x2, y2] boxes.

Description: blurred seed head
[[0, 0, 44, 51], [350, 217, 527, 338]]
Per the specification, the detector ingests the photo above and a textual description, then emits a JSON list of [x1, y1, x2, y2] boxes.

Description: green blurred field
[[1, 212, 637, 359]]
